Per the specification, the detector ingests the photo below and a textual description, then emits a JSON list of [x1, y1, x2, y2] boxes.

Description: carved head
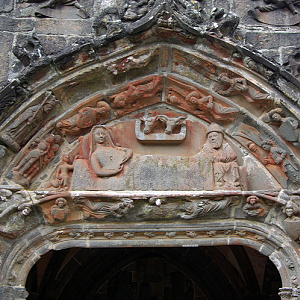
[[90, 125, 116, 155], [246, 195, 259, 205], [96, 101, 110, 116], [261, 140, 273, 151], [206, 123, 224, 149], [284, 200, 300, 218], [55, 197, 67, 208]]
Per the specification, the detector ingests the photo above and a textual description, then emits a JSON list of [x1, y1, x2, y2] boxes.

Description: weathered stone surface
[[35, 19, 93, 36], [0, 32, 13, 83], [0, 16, 35, 32], [0, 0, 13, 13]]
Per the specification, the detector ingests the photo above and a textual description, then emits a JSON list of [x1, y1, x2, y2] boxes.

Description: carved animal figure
[[157, 115, 186, 134], [141, 113, 158, 134]]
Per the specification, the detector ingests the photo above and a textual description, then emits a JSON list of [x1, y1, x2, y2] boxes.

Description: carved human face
[[286, 204, 294, 217], [57, 200, 65, 208], [248, 196, 258, 205], [207, 132, 223, 149], [272, 113, 282, 122], [94, 128, 107, 144], [262, 143, 271, 151], [43, 103, 53, 114]]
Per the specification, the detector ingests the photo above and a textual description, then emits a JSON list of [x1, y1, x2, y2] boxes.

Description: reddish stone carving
[[201, 123, 241, 190], [243, 195, 266, 217], [13, 134, 62, 186], [166, 77, 238, 122], [88, 126, 132, 177], [136, 112, 187, 143], [110, 75, 163, 117], [56, 101, 110, 136], [74, 197, 134, 219], [49, 155, 74, 190], [214, 74, 272, 104], [0, 91, 59, 151], [50, 197, 70, 222]]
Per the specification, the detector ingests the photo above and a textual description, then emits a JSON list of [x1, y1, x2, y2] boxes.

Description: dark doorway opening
[[26, 246, 281, 300]]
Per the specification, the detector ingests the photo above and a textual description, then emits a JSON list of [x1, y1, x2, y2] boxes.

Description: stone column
[[0, 285, 28, 300]]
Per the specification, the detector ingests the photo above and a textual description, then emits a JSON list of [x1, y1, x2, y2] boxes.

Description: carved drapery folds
[[1, 4, 300, 296]]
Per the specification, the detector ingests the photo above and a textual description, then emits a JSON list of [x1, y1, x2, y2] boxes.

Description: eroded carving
[[201, 123, 241, 190], [50, 197, 70, 222], [89, 126, 132, 177], [243, 56, 273, 79], [13, 34, 45, 67], [181, 197, 232, 219], [262, 108, 300, 146], [206, 8, 239, 40], [283, 48, 300, 80], [167, 77, 239, 122], [48, 155, 74, 190], [110, 76, 162, 116], [243, 195, 266, 216], [122, 0, 154, 21], [214, 74, 272, 104], [250, 0, 300, 25], [283, 197, 300, 242], [13, 134, 62, 186], [0, 91, 59, 151], [74, 197, 134, 219], [28, 0, 89, 18], [56, 100, 110, 136]]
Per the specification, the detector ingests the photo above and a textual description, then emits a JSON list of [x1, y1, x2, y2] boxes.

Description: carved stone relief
[[249, 0, 300, 25], [0, 91, 59, 152], [56, 100, 111, 136]]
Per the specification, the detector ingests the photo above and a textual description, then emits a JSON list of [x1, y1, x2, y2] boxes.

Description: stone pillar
[[0, 285, 28, 300]]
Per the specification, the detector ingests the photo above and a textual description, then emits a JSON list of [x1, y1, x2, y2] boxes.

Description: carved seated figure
[[90, 126, 132, 177], [202, 123, 241, 189], [283, 198, 300, 241]]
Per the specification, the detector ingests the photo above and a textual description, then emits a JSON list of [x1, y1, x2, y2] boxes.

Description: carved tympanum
[[56, 100, 110, 136], [89, 126, 132, 177], [201, 123, 241, 190], [0, 91, 59, 151]]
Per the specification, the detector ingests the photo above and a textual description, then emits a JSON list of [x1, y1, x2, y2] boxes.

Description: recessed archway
[[26, 246, 281, 300]]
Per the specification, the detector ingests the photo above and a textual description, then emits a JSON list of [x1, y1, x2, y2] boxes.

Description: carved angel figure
[[181, 198, 231, 219], [56, 101, 110, 136], [74, 197, 134, 219], [89, 126, 132, 177], [215, 74, 272, 103]]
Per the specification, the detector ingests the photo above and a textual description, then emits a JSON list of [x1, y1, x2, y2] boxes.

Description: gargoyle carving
[[0, 91, 59, 151], [206, 8, 239, 40], [13, 34, 45, 67], [56, 100, 110, 136], [74, 197, 134, 219]]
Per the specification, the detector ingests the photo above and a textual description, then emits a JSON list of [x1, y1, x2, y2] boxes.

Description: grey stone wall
[[0, 0, 299, 85]]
